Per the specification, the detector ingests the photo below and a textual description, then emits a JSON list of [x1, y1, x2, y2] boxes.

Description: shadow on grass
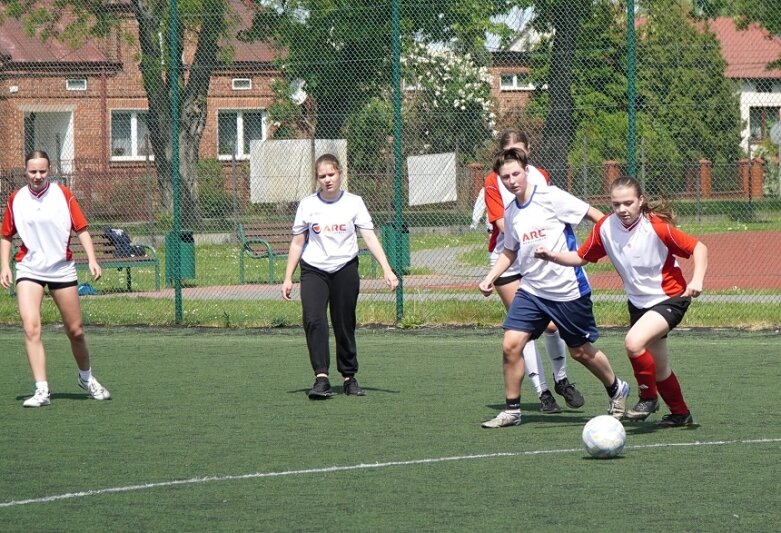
[[15, 392, 89, 401]]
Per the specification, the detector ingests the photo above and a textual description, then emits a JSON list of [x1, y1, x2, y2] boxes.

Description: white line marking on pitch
[[1, 438, 779, 509]]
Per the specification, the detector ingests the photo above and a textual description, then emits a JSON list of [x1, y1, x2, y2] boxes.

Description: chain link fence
[[1, 0, 779, 327]]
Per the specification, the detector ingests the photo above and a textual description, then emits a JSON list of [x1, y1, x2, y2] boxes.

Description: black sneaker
[[625, 397, 660, 421], [554, 377, 585, 408], [308, 377, 334, 399], [539, 390, 562, 413], [656, 412, 694, 428], [343, 377, 366, 396]]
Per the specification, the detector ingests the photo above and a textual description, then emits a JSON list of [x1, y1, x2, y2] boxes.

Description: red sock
[[629, 351, 657, 400], [657, 372, 689, 415]]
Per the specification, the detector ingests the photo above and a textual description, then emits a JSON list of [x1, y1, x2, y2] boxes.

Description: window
[[111, 110, 152, 159], [218, 109, 266, 159], [749, 106, 780, 140], [500, 72, 536, 91], [756, 79, 773, 93], [232, 78, 252, 90], [66, 79, 87, 91]]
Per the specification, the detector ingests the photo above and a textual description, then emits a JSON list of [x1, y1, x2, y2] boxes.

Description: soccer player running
[[282, 154, 398, 399], [478, 147, 630, 428], [0, 150, 111, 407], [483, 129, 584, 414], [535, 177, 707, 427]]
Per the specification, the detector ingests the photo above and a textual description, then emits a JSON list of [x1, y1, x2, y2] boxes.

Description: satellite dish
[[289, 78, 308, 105]]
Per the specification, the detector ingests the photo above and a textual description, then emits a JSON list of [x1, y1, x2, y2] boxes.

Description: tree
[[2, 0, 240, 226], [246, 1, 510, 141]]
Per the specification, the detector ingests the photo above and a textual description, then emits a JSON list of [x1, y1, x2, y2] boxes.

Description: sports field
[[0, 327, 779, 532]]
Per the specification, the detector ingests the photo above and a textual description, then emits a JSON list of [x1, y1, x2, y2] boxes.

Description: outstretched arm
[[683, 241, 708, 298], [534, 246, 589, 267]]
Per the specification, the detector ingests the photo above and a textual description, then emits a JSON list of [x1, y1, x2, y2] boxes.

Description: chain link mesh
[[1, 0, 779, 327]]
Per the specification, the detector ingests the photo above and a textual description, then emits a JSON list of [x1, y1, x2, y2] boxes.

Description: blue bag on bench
[[103, 227, 146, 258]]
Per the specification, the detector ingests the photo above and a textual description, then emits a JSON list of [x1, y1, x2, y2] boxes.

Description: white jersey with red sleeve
[[503, 185, 592, 301], [578, 213, 699, 308], [292, 190, 374, 273], [1, 183, 88, 282], [484, 164, 549, 253]]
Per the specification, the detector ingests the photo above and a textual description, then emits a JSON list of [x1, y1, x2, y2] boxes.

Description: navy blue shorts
[[503, 290, 600, 348]]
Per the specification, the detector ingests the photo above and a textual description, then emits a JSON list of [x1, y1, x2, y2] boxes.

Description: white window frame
[[232, 78, 252, 91], [110, 110, 153, 161], [218, 109, 267, 160], [66, 79, 87, 91], [499, 72, 537, 91]]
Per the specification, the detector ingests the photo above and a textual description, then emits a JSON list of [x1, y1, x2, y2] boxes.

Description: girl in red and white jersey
[[282, 154, 398, 399], [535, 177, 708, 427], [0, 150, 110, 407], [483, 129, 583, 416]]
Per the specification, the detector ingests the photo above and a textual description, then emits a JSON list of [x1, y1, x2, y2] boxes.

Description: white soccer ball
[[582, 415, 626, 459]]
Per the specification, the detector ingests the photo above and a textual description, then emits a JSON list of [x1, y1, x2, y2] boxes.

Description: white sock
[[522, 341, 548, 395], [543, 331, 568, 382], [35, 380, 49, 392], [79, 368, 92, 382]]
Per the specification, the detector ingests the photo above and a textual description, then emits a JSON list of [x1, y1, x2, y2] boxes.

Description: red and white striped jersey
[[578, 213, 699, 308], [2, 183, 88, 282]]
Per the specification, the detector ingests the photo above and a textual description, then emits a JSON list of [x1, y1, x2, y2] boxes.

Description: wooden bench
[[237, 222, 377, 284], [9, 232, 160, 295]]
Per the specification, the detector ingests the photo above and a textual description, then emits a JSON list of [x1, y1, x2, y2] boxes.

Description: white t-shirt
[[292, 191, 374, 273], [1, 183, 88, 282], [503, 185, 591, 301], [579, 213, 699, 308]]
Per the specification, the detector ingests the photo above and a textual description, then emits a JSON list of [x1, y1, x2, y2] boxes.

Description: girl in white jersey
[[478, 148, 630, 428], [282, 154, 398, 399], [483, 129, 583, 414], [535, 177, 707, 428], [0, 150, 111, 407]]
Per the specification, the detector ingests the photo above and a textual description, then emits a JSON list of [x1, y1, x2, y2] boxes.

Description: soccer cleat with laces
[[78, 376, 112, 400], [607, 379, 630, 420], [625, 397, 660, 421], [481, 410, 522, 428], [23, 388, 51, 408], [539, 390, 562, 413], [656, 412, 694, 428], [554, 377, 585, 408], [343, 377, 366, 396], [308, 377, 335, 399]]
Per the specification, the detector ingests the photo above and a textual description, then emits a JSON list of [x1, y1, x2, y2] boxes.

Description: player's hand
[[534, 246, 554, 261], [89, 261, 102, 281], [281, 279, 294, 301], [0, 266, 11, 289], [683, 283, 702, 298], [383, 269, 399, 290], [478, 278, 494, 297]]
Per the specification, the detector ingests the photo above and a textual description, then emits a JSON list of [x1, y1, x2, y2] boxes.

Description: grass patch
[[0, 328, 778, 531]]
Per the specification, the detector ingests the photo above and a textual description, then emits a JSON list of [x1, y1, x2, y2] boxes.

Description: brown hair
[[498, 128, 529, 151], [610, 176, 676, 225], [492, 147, 528, 174], [314, 153, 341, 175], [25, 150, 50, 167]]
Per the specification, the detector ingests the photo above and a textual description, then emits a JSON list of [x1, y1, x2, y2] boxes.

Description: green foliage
[[197, 159, 232, 219]]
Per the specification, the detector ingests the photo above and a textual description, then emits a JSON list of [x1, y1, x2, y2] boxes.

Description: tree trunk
[[540, 2, 591, 187]]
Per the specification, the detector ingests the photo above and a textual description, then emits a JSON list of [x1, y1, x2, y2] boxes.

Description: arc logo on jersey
[[522, 228, 547, 242], [311, 223, 347, 234]]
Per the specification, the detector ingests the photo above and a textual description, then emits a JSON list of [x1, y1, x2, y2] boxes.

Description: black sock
[[606, 377, 619, 398], [505, 398, 521, 410]]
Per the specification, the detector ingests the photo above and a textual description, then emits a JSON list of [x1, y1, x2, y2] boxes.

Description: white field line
[[2, 437, 779, 509]]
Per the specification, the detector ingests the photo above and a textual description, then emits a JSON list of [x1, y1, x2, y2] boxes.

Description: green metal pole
[[391, 0, 404, 322], [169, 0, 183, 323], [627, 0, 637, 178]]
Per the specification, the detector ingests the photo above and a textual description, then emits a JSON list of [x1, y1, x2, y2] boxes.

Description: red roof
[[0, 17, 109, 64], [708, 17, 781, 79]]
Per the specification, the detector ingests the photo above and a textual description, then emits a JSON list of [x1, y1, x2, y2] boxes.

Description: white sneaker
[[481, 410, 522, 428], [78, 376, 112, 400], [608, 379, 630, 419], [23, 388, 51, 408]]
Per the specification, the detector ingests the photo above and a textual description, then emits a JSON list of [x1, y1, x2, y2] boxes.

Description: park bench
[[237, 221, 377, 284], [8, 232, 160, 295]]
